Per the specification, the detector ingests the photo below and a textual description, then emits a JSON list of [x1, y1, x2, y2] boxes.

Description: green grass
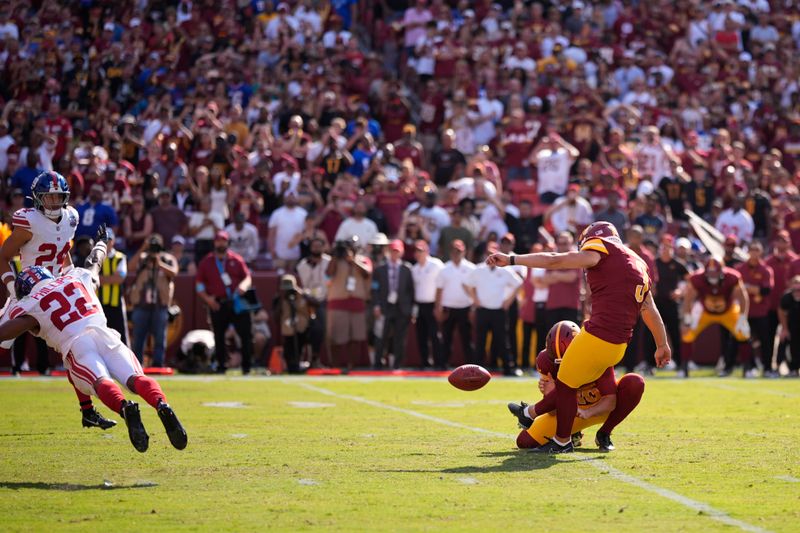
[[0, 375, 798, 532]]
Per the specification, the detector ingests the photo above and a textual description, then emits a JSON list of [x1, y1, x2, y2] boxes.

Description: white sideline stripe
[[296, 382, 770, 533]]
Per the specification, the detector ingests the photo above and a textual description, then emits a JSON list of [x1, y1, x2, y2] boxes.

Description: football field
[[0, 375, 798, 532]]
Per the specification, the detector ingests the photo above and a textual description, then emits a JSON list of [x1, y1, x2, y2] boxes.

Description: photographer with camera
[[325, 235, 372, 370], [196, 230, 254, 374], [273, 274, 311, 374], [128, 234, 178, 367]]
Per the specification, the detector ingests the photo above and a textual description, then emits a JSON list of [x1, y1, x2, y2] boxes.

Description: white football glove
[[735, 315, 751, 338]]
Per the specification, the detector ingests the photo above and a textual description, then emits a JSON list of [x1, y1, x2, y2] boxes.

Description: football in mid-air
[[448, 364, 491, 391], [546, 320, 581, 362]]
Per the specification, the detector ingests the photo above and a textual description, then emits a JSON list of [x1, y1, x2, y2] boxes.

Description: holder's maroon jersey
[[580, 236, 652, 344], [689, 267, 741, 314]]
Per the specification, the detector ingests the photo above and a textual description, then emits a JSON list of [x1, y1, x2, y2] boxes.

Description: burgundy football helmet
[[578, 221, 620, 247]]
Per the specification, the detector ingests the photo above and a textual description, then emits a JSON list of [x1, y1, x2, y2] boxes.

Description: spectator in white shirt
[[545, 184, 594, 235], [188, 196, 225, 263], [296, 237, 331, 367], [715, 194, 755, 243], [531, 132, 580, 204], [411, 240, 445, 368], [464, 243, 523, 375], [434, 239, 475, 366], [335, 198, 379, 248], [268, 191, 308, 271], [225, 212, 259, 264], [402, 0, 433, 50], [750, 13, 779, 45]]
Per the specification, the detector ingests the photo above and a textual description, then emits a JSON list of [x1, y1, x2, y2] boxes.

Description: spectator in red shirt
[[784, 195, 800, 252], [196, 230, 254, 375], [501, 109, 535, 181]]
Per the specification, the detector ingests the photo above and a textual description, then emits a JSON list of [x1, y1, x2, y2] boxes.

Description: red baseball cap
[[724, 234, 738, 245], [389, 239, 404, 253], [568, 183, 580, 192], [215, 230, 230, 242]]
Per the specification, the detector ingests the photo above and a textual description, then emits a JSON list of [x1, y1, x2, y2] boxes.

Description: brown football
[[448, 364, 491, 391]]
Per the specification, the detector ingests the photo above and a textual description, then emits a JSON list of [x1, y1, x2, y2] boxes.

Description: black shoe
[[507, 401, 534, 429], [530, 438, 574, 454], [571, 431, 583, 447], [121, 401, 149, 453], [82, 408, 117, 430], [157, 401, 187, 450], [595, 430, 615, 452]]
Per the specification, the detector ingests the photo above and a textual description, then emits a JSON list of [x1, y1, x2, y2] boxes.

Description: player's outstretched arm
[[486, 250, 601, 270], [640, 292, 671, 368], [0, 315, 38, 342], [84, 224, 110, 277]]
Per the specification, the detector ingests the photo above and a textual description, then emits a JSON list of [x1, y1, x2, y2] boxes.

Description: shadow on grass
[[375, 450, 607, 473], [0, 481, 158, 491]]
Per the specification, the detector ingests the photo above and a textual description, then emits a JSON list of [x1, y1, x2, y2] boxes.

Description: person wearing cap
[[170, 235, 196, 275], [128, 233, 178, 367], [722, 234, 743, 268], [97, 228, 129, 345], [655, 235, 690, 376], [372, 240, 415, 369], [296, 236, 331, 367], [150, 188, 188, 251], [225, 211, 259, 264], [434, 239, 476, 366], [393, 124, 425, 169], [196, 230, 254, 374], [273, 274, 311, 374], [188, 196, 225, 264], [411, 239, 444, 368], [464, 242, 523, 375]]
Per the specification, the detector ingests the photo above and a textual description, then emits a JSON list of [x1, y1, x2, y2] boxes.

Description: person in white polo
[[465, 243, 523, 375], [434, 239, 475, 367], [411, 239, 444, 368]]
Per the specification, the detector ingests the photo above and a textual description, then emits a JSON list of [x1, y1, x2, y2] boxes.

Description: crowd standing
[[1, 0, 800, 376]]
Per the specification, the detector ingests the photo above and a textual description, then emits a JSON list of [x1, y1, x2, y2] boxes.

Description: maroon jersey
[[536, 351, 617, 407], [766, 252, 798, 311], [737, 261, 774, 318], [689, 268, 741, 315], [580, 237, 652, 344], [784, 211, 800, 253]]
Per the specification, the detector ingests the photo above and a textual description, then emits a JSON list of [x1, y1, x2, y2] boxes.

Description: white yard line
[[295, 382, 770, 533]]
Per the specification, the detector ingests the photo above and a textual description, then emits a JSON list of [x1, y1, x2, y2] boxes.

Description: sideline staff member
[[196, 230, 253, 374]]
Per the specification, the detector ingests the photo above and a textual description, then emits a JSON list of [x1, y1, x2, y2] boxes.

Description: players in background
[[488, 221, 670, 453], [0, 171, 115, 430], [736, 242, 775, 377], [681, 257, 753, 377], [0, 225, 186, 453], [97, 228, 128, 345], [655, 235, 689, 376]]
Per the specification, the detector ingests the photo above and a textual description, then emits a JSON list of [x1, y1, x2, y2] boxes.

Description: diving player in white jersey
[[0, 224, 187, 453], [0, 171, 115, 430]]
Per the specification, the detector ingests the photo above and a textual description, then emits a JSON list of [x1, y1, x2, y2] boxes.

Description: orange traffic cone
[[269, 346, 286, 375]]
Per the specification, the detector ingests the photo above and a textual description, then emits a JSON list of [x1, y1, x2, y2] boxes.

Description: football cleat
[[595, 430, 615, 452], [507, 401, 533, 429], [571, 431, 583, 447], [157, 401, 188, 450], [121, 400, 149, 453], [530, 437, 574, 454], [81, 408, 117, 430]]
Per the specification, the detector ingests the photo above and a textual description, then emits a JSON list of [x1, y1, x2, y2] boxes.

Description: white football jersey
[[635, 144, 670, 188], [12, 206, 79, 276], [8, 269, 108, 356]]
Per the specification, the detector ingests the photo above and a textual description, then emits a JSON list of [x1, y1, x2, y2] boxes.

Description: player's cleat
[[121, 400, 149, 453], [595, 430, 615, 452], [507, 401, 533, 429], [82, 408, 117, 430], [571, 431, 583, 447], [530, 437, 574, 454], [157, 401, 188, 450]]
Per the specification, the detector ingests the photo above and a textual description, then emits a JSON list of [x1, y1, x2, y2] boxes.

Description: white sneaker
[[676, 369, 688, 378], [744, 368, 760, 379]]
